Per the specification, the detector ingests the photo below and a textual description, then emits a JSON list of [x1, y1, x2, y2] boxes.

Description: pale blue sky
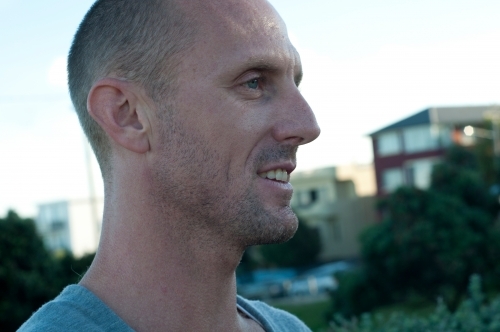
[[1, 0, 500, 217]]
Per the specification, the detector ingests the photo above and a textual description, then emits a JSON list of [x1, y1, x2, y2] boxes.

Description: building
[[290, 165, 377, 261], [370, 105, 500, 195], [35, 198, 103, 257]]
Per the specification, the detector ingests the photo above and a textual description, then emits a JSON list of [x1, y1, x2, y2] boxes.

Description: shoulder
[[237, 296, 311, 332], [18, 285, 133, 332]]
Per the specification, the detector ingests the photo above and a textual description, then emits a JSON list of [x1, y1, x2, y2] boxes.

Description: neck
[[80, 184, 247, 331]]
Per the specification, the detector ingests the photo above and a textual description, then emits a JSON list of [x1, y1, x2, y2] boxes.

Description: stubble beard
[[230, 189, 299, 248], [149, 111, 299, 248]]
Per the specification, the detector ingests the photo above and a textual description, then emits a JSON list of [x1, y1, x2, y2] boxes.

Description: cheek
[[177, 86, 273, 168], [217, 110, 270, 164]]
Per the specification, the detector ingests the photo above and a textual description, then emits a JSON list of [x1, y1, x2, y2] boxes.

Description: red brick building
[[370, 105, 500, 196]]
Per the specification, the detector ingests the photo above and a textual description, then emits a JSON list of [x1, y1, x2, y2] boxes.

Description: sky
[[1, 0, 500, 217]]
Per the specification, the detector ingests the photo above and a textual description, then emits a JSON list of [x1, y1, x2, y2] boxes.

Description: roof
[[370, 109, 430, 136], [429, 105, 500, 124], [370, 105, 500, 136]]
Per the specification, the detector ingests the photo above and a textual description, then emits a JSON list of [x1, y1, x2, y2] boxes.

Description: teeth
[[258, 168, 289, 182]]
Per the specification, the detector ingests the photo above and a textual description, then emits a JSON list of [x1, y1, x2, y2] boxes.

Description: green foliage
[[371, 187, 497, 301], [258, 217, 321, 268], [331, 145, 500, 316], [469, 121, 500, 185], [54, 251, 95, 287], [328, 275, 500, 332], [332, 269, 389, 317], [0, 210, 59, 330], [0, 210, 95, 331], [431, 145, 497, 214]]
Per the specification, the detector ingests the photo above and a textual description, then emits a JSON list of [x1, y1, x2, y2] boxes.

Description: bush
[[328, 275, 500, 332]]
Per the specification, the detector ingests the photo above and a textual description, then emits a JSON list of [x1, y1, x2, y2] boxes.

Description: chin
[[268, 215, 299, 244], [243, 206, 299, 247]]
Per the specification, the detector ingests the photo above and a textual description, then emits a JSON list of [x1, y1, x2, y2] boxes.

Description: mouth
[[258, 168, 290, 183]]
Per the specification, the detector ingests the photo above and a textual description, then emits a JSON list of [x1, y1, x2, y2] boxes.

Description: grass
[[272, 298, 331, 331]]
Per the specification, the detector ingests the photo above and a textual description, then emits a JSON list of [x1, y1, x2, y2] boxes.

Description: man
[[20, 0, 320, 330]]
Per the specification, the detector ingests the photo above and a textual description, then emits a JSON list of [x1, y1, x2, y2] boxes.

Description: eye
[[245, 78, 260, 89]]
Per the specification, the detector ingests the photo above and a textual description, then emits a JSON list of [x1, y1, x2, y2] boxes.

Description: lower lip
[[257, 177, 293, 192]]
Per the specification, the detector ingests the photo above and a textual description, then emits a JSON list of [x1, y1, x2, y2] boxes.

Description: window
[[377, 131, 402, 156], [50, 220, 66, 231], [310, 190, 317, 203], [403, 125, 439, 153], [405, 159, 436, 189], [382, 168, 404, 192], [438, 126, 452, 147], [297, 189, 318, 207]]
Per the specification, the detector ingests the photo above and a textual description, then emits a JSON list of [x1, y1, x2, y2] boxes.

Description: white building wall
[[290, 165, 377, 261], [36, 202, 71, 252], [36, 198, 103, 257], [68, 198, 103, 257]]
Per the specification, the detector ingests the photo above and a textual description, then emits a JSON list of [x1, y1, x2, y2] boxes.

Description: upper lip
[[257, 161, 296, 175]]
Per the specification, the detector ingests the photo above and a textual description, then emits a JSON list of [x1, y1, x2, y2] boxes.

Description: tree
[[363, 187, 498, 307], [332, 145, 500, 316], [0, 211, 59, 331], [53, 251, 95, 289], [0, 210, 96, 331], [258, 216, 321, 268], [431, 145, 498, 214]]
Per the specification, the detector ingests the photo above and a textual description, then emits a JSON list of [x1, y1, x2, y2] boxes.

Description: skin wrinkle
[[145, 34, 304, 254], [150, 107, 299, 248]]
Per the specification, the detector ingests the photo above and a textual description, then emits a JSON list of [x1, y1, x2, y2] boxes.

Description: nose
[[271, 88, 321, 146]]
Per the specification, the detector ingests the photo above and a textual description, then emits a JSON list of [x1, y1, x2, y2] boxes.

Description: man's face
[[149, 0, 320, 248]]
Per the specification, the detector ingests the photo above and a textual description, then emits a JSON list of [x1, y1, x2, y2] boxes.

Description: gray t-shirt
[[18, 285, 311, 331]]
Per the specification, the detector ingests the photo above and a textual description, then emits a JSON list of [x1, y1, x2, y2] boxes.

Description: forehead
[[196, 0, 284, 37], [179, 0, 300, 75]]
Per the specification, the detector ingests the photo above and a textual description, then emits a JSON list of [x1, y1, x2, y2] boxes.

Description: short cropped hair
[[68, 0, 197, 177]]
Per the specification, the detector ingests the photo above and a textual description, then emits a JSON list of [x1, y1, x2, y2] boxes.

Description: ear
[[87, 78, 150, 154]]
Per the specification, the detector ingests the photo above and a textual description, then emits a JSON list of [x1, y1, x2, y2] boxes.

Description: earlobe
[[87, 78, 150, 154]]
